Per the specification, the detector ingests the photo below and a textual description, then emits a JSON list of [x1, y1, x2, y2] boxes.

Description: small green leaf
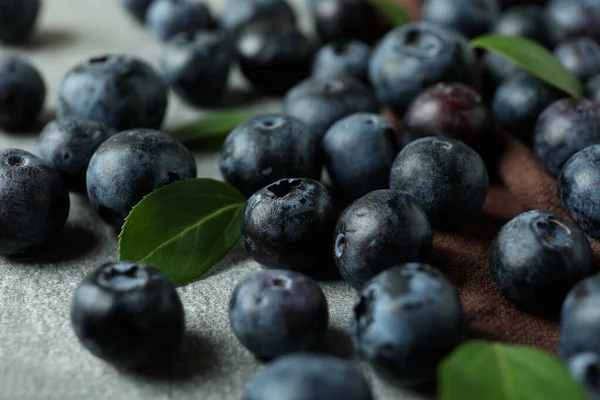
[[171, 111, 253, 144], [118, 178, 247, 285], [471, 34, 583, 98], [439, 340, 587, 400], [365, 0, 409, 26]]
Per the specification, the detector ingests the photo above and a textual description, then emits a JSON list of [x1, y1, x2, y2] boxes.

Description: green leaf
[[471, 34, 583, 98], [118, 178, 247, 286], [365, 0, 409, 26], [439, 340, 588, 400], [171, 111, 252, 144]]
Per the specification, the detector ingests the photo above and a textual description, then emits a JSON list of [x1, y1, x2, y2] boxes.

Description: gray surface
[[0, 1, 427, 399]]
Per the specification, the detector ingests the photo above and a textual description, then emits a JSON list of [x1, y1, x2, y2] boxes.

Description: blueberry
[[220, 115, 322, 198], [57, 55, 168, 131], [0, 0, 40, 44], [492, 70, 565, 144], [146, 0, 216, 42], [36, 117, 115, 192], [351, 264, 466, 384], [368, 22, 476, 117], [283, 76, 379, 137], [312, 40, 371, 85], [242, 178, 335, 273], [534, 98, 600, 177], [587, 74, 600, 105], [120, 0, 153, 22], [554, 37, 600, 84], [220, 0, 296, 40], [161, 31, 232, 107], [305, 0, 384, 45], [334, 190, 432, 289], [0, 56, 45, 132], [493, 5, 561, 49], [390, 138, 489, 228], [229, 269, 328, 360], [236, 21, 315, 95], [323, 113, 399, 204], [547, 0, 600, 43], [243, 353, 373, 400], [70, 261, 184, 369], [480, 51, 523, 101], [422, 0, 500, 39], [0, 149, 70, 256], [490, 210, 593, 315], [86, 129, 197, 232], [566, 353, 600, 400], [559, 144, 600, 238]]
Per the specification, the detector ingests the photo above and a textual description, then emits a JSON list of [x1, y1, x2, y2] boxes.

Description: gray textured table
[[0, 1, 426, 399]]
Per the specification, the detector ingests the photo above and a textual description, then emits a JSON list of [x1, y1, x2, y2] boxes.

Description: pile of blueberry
[[3, 0, 600, 397]]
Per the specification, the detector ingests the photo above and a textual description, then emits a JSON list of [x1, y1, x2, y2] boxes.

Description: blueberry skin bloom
[[334, 190, 433, 289], [236, 22, 315, 95], [57, 55, 168, 131], [534, 98, 600, 178], [161, 31, 232, 107], [120, 0, 153, 22], [0, 56, 45, 132], [352, 264, 466, 384], [229, 270, 329, 360], [0, 0, 40, 44], [554, 38, 600, 84], [312, 40, 372, 85], [220, 0, 296, 40], [242, 178, 335, 273], [243, 353, 373, 400], [0, 149, 70, 256], [71, 261, 184, 369], [36, 117, 115, 192], [422, 0, 500, 39], [566, 353, 600, 400], [86, 129, 197, 232], [547, 0, 600, 43], [146, 0, 216, 42], [369, 22, 476, 117], [389, 138, 488, 228], [323, 113, 399, 204], [493, 5, 561, 49], [490, 210, 593, 315], [219, 115, 322, 198], [283, 76, 379, 137], [560, 144, 600, 238]]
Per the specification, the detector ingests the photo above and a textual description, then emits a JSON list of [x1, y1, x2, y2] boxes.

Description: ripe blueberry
[[57, 55, 168, 131], [242, 178, 335, 273], [220, 0, 296, 40], [492, 5, 561, 49], [351, 264, 466, 384], [229, 270, 328, 360], [220, 115, 322, 198], [334, 190, 432, 289], [586, 74, 600, 105], [86, 129, 197, 232], [312, 40, 372, 85], [120, 0, 153, 22], [566, 353, 600, 400], [0, 149, 70, 256], [547, 0, 600, 43], [71, 261, 184, 369], [422, 0, 500, 39], [554, 37, 600, 84], [146, 0, 216, 42], [0, 0, 40, 44]]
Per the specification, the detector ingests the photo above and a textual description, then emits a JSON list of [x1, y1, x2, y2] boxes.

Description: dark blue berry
[[422, 0, 500, 39], [547, 0, 600, 43], [220, 0, 296, 40], [220, 115, 322, 198], [566, 353, 600, 400], [0, 0, 40, 44], [559, 144, 600, 238], [57, 55, 168, 131], [334, 190, 432, 289], [36, 117, 115, 192], [369, 22, 476, 117], [146, 0, 216, 42], [312, 40, 372, 85], [351, 264, 466, 384], [490, 210, 593, 315], [493, 5, 561, 49], [229, 270, 328, 360], [534, 98, 600, 177], [242, 178, 335, 273], [0, 56, 45, 132], [86, 129, 197, 233], [120, 0, 153, 22], [161, 31, 232, 107], [586, 74, 600, 105], [554, 37, 600, 84], [70, 261, 184, 369], [0, 149, 70, 256], [243, 353, 373, 400], [283, 76, 379, 137], [390, 138, 489, 228], [236, 22, 315, 95]]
